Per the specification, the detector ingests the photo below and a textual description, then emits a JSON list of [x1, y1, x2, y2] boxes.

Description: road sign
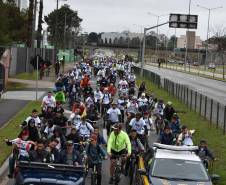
[[169, 14, 198, 29]]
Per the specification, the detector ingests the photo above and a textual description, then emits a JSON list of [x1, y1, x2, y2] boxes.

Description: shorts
[[110, 149, 127, 160]]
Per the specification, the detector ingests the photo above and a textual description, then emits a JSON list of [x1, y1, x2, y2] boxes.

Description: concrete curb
[[0, 155, 10, 178]]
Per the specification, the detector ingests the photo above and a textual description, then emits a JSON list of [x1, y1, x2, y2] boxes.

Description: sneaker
[[109, 177, 114, 184]]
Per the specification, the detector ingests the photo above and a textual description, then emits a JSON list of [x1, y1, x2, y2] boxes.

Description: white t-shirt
[[138, 98, 148, 107], [119, 80, 128, 87], [107, 108, 121, 123], [10, 138, 33, 157], [42, 96, 56, 108], [129, 118, 146, 135], [25, 116, 41, 127], [102, 93, 111, 105], [76, 122, 94, 137], [94, 91, 103, 102], [154, 103, 165, 115], [44, 125, 56, 138]]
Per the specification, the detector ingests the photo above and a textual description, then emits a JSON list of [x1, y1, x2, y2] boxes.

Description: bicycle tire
[[131, 163, 137, 185], [91, 173, 97, 185], [114, 165, 121, 185]]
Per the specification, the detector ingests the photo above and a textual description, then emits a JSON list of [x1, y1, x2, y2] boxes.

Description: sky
[[42, 0, 226, 40]]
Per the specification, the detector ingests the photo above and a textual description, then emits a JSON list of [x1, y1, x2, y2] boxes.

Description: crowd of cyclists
[[4, 54, 215, 185]]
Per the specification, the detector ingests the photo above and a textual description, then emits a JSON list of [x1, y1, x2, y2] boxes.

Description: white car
[[138, 143, 220, 185]]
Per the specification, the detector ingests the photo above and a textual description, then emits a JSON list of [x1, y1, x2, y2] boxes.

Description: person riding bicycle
[[93, 126, 107, 146], [117, 94, 128, 123], [154, 98, 165, 117], [177, 125, 194, 146], [108, 83, 117, 97], [76, 116, 94, 141], [23, 109, 41, 127], [196, 140, 215, 169], [101, 88, 111, 116], [106, 102, 122, 135], [158, 126, 175, 145], [83, 83, 93, 100], [41, 91, 56, 111], [118, 76, 128, 89], [125, 129, 145, 176], [143, 112, 155, 136], [107, 123, 131, 184], [129, 112, 148, 146], [163, 101, 175, 122], [5, 133, 35, 178], [169, 114, 181, 137], [137, 93, 149, 113], [59, 140, 82, 166], [127, 71, 136, 88], [86, 134, 108, 185], [94, 87, 103, 113]]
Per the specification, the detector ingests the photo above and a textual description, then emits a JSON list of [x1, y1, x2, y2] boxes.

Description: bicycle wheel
[[91, 173, 97, 185], [114, 165, 121, 185], [131, 163, 137, 185]]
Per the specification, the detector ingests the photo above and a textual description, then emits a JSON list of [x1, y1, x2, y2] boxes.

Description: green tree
[[44, 4, 82, 48], [0, 1, 28, 45], [87, 32, 98, 44], [37, 0, 43, 48]]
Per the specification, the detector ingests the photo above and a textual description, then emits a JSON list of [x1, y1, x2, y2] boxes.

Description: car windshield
[[150, 158, 209, 181]]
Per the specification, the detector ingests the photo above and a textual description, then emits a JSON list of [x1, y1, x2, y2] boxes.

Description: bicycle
[[114, 154, 127, 185], [91, 163, 98, 185]]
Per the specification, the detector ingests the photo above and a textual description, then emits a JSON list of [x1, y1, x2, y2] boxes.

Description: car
[[15, 161, 85, 185], [208, 63, 216, 69], [138, 143, 220, 185]]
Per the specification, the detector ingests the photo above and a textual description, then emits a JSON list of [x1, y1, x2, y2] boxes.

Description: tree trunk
[[27, 0, 34, 47], [37, 0, 43, 48]]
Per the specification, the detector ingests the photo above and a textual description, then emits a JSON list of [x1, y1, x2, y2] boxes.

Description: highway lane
[[141, 65, 226, 105]]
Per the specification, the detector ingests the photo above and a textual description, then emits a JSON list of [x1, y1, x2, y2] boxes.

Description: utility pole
[[31, 0, 37, 49]]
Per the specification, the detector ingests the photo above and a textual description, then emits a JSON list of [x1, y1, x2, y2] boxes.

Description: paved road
[[0, 99, 29, 128], [141, 65, 226, 105]]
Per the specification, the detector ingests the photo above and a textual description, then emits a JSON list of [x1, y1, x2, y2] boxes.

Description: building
[[177, 31, 203, 49], [101, 31, 143, 44], [3, 0, 28, 10]]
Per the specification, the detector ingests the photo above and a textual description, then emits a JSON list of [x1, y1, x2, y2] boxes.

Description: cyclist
[[177, 125, 194, 146], [76, 116, 94, 141], [196, 140, 215, 169], [154, 98, 165, 117], [163, 101, 175, 122], [86, 134, 108, 185], [118, 76, 128, 89], [107, 123, 131, 184], [106, 102, 122, 135], [23, 109, 41, 127], [169, 114, 181, 137], [4, 134, 35, 178], [137, 93, 149, 113], [158, 126, 174, 145], [41, 91, 56, 110], [129, 112, 148, 146], [138, 82, 146, 98], [127, 71, 136, 88], [93, 126, 107, 146], [143, 112, 155, 136], [101, 88, 111, 117], [94, 87, 103, 113]]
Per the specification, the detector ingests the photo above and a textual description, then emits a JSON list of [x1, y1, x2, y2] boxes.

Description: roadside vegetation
[[137, 77, 226, 184]]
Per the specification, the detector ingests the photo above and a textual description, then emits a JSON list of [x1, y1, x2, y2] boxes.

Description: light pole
[[147, 12, 168, 62], [133, 24, 144, 63], [197, 4, 223, 68]]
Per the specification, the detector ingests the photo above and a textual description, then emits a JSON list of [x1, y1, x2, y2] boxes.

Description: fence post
[[210, 99, 213, 125], [190, 90, 193, 110], [223, 106, 226, 134], [199, 94, 202, 116], [186, 87, 189, 105], [195, 91, 197, 112], [183, 86, 186, 103], [204, 96, 207, 119], [181, 85, 183, 102], [216, 102, 220, 129]]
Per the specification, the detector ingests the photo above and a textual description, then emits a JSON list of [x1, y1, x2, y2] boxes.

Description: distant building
[[177, 31, 203, 49]]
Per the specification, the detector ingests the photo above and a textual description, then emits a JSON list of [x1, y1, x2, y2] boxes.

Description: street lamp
[[147, 12, 168, 61], [133, 24, 144, 62], [197, 4, 223, 68]]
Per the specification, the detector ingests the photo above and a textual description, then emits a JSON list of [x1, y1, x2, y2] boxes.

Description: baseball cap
[[66, 140, 73, 145]]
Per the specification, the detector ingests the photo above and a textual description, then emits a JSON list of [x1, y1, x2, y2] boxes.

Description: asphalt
[[0, 99, 29, 128], [142, 65, 226, 105]]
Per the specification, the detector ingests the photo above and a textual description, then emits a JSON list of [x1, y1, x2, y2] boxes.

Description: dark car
[[15, 161, 85, 185]]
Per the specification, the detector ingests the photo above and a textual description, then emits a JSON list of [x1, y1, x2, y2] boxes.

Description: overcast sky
[[42, 0, 226, 40]]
